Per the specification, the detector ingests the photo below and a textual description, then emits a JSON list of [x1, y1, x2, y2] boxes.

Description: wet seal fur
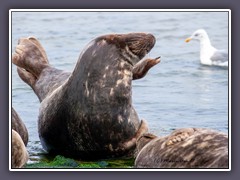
[[12, 129, 29, 168], [12, 107, 28, 146], [134, 128, 228, 168], [11, 108, 29, 168], [12, 33, 160, 159]]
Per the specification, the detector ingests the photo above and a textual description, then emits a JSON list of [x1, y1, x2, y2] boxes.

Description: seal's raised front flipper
[[133, 56, 161, 80]]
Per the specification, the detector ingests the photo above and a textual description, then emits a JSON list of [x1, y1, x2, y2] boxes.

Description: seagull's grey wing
[[210, 49, 228, 62]]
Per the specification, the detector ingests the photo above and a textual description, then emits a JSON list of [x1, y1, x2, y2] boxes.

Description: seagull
[[185, 29, 228, 67]]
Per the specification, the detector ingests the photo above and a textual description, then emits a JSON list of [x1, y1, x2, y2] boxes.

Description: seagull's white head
[[185, 29, 209, 42]]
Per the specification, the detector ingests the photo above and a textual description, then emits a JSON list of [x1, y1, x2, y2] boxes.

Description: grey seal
[[12, 107, 28, 146], [12, 129, 29, 168], [12, 33, 160, 159], [135, 128, 228, 168]]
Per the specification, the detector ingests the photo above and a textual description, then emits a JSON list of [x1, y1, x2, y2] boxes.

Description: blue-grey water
[[11, 11, 229, 164]]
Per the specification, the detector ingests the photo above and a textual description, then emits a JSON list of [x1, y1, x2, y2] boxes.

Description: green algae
[[26, 155, 79, 168], [25, 155, 134, 169]]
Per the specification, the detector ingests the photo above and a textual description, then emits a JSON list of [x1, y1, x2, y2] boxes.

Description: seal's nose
[[144, 34, 156, 52], [146, 33, 156, 45]]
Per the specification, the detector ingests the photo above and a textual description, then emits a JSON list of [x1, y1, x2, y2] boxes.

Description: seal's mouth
[[124, 33, 156, 60]]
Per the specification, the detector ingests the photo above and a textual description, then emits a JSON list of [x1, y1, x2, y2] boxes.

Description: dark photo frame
[[0, 0, 239, 180], [10, 9, 230, 171]]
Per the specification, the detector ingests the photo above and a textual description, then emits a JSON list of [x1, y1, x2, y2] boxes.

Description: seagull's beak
[[185, 37, 192, 43]]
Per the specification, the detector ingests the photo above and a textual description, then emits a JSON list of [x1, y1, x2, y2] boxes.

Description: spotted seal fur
[[12, 129, 29, 168], [135, 128, 228, 168], [12, 33, 160, 159], [12, 107, 28, 146]]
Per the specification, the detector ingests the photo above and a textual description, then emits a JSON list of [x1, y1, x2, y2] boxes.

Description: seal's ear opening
[[124, 33, 156, 60]]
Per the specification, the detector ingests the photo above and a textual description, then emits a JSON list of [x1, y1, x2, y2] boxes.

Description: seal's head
[[136, 133, 158, 156], [97, 33, 156, 65]]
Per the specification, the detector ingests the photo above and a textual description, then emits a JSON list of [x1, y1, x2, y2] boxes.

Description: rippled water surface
[[11, 11, 229, 165]]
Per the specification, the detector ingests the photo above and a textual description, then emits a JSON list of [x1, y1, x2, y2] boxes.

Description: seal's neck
[[121, 46, 140, 66]]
